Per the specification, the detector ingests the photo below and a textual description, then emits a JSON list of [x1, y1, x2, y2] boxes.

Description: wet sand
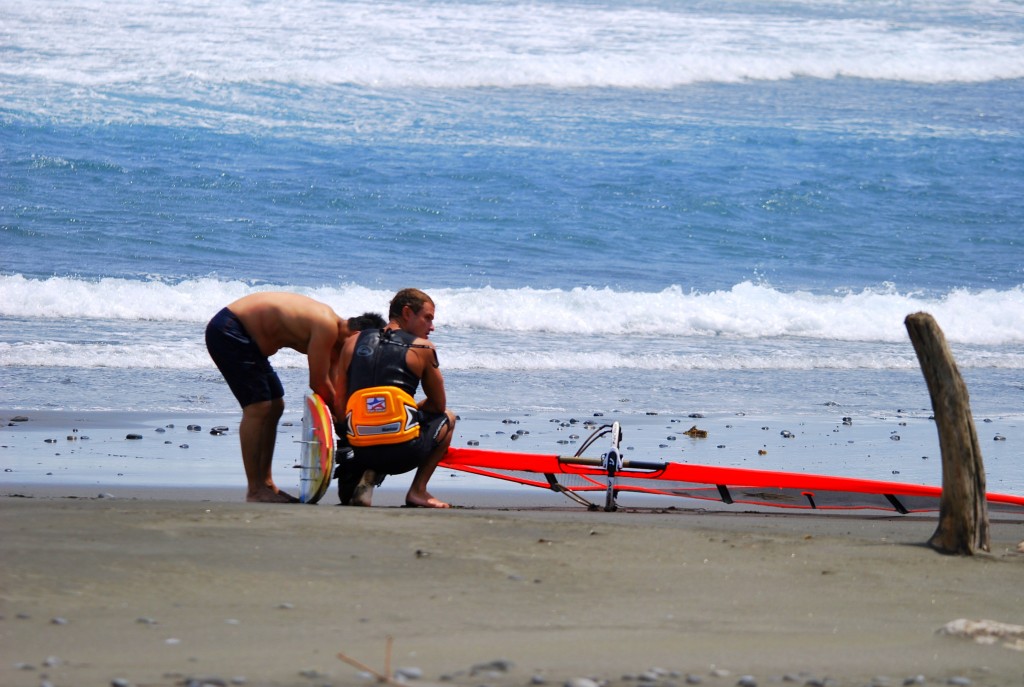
[[2, 411, 1024, 687]]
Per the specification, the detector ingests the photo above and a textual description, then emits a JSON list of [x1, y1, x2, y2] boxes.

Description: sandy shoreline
[[3, 490, 1024, 687], [3, 409, 1024, 687]]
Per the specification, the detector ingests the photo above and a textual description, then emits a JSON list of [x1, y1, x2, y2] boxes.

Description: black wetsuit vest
[[346, 328, 421, 396]]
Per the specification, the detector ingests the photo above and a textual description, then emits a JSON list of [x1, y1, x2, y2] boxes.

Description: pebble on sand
[[565, 679, 600, 687]]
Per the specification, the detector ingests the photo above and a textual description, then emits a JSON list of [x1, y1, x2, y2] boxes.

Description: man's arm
[[414, 343, 446, 414], [306, 319, 341, 417], [332, 334, 357, 428]]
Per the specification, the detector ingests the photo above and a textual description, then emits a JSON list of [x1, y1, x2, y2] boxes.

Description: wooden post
[[904, 312, 989, 555]]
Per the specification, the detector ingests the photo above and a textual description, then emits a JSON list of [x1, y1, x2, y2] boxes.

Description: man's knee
[[439, 410, 456, 446], [243, 398, 284, 421]]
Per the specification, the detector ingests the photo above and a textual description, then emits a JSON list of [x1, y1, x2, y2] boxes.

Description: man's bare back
[[227, 292, 343, 358]]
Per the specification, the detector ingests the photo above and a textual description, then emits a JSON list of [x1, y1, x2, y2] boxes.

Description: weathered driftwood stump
[[905, 312, 989, 555]]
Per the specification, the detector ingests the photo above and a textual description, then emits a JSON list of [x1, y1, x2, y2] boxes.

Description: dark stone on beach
[[44, 438, 57, 443], [126, 433, 143, 440], [155, 427, 165, 433], [179, 444, 189, 449], [471, 659, 514, 675], [780, 430, 794, 438], [689, 413, 704, 418], [11, 416, 29, 422], [994, 434, 1006, 441], [187, 424, 202, 432], [210, 426, 229, 435]]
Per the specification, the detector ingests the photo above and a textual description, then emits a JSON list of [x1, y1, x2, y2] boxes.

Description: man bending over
[[205, 292, 384, 503]]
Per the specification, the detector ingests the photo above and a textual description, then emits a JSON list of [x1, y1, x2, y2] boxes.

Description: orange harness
[[345, 385, 420, 447]]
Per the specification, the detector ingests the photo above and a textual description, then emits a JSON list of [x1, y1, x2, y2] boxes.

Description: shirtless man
[[336, 288, 456, 508], [205, 292, 384, 503]]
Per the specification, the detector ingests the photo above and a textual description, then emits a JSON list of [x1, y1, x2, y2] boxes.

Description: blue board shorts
[[205, 307, 284, 408]]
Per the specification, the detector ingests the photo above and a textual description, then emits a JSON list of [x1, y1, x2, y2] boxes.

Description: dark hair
[[388, 288, 433, 321], [347, 312, 386, 331]]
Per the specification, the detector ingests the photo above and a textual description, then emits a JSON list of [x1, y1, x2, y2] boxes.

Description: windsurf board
[[299, 392, 335, 504]]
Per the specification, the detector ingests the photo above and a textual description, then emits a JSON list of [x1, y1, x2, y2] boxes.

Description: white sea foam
[[3, 0, 1022, 114], [2, 274, 1023, 344]]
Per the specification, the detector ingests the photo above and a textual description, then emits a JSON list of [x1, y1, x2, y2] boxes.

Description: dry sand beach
[[3, 412, 1024, 687]]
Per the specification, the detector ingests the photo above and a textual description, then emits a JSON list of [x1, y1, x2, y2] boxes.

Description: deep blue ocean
[[2, 0, 1023, 491]]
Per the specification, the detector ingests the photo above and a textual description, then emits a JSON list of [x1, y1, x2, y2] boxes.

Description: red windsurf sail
[[440, 445, 1024, 514]]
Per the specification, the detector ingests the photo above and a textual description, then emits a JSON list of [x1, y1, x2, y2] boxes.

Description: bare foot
[[405, 491, 450, 508], [349, 470, 377, 507], [246, 487, 299, 503]]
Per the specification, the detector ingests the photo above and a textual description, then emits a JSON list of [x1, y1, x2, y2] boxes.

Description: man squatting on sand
[[335, 288, 457, 509], [205, 292, 385, 503]]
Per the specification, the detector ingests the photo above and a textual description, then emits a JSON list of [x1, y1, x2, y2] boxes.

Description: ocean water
[[2, 0, 1023, 492]]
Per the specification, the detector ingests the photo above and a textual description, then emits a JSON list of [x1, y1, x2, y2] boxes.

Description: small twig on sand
[[337, 636, 448, 687], [338, 635, 404, 687]]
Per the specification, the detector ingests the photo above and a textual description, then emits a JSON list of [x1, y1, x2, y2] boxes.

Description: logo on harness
[[346, 386, 420, 447], [365, 396, 388, 413]]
